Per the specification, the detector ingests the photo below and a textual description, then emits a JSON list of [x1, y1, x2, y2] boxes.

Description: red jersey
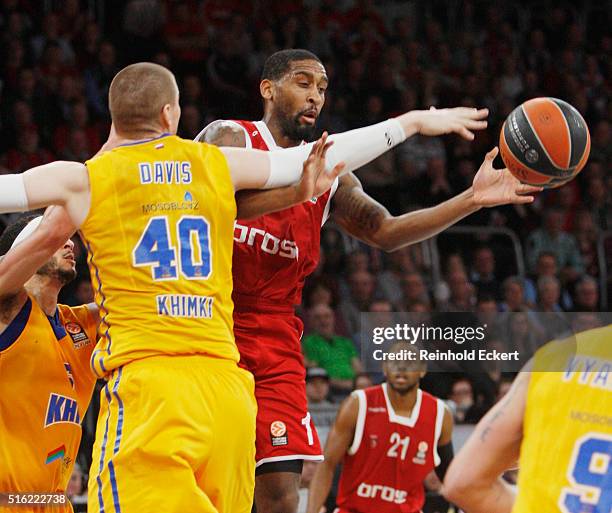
[[225, 120, 338, 308], [336, 385, 445, 513]]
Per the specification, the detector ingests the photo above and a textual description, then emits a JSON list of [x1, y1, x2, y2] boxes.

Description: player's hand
[[472, 147, 543, 207], [294, 132, 346, 202], [414, 106, 488, 140]]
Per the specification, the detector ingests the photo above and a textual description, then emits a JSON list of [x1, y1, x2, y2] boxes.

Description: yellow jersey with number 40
[[82, 135, 238, 378], [513, 325, 612, 513]]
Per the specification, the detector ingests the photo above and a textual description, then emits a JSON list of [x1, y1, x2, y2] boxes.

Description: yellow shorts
[[87, 355, 256, 513]]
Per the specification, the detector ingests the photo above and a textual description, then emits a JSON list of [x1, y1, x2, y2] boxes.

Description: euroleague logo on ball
[[270, 421, 287, 437], [525, 149, 539, 163]]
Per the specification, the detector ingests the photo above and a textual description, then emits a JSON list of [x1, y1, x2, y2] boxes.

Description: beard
[[275, 102, 318, 142], [37, 260, 77, 285]]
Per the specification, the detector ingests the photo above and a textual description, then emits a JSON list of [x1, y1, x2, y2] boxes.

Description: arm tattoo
[[479, 373, 526, 442], [334, 186, 386, 234], [197, 121, 246, 147]]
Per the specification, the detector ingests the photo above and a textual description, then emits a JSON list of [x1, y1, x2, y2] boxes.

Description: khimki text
[[373, 349, 520, 361]]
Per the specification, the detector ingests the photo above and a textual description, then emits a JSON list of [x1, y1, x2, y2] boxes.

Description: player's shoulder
[[57, 303, 90, 323], [194, 119, 249, 147]]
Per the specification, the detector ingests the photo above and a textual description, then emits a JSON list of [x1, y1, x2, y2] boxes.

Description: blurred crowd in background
[[0, 0, 609, 510]]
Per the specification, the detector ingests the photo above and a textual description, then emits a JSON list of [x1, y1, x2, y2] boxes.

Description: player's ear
[[260, 79, 274, 101], [161, 103, 173, 131]]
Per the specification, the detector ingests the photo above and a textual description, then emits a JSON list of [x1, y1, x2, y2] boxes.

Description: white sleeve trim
[[321, 177, 340, 226], [347, 389, 367, 455], [433, 398, 445, 466], [0, 174, 29, 213], [194, 120, 252, 148]]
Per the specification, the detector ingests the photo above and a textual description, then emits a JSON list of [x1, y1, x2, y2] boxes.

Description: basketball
[[499, 97, 590, 188]]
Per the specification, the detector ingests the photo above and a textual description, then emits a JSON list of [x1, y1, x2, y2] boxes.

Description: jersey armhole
[[433, 399, 445, 466], [321, 177, 340, 226], [347, 389, 367, 455], [194, 120, 252, 149]]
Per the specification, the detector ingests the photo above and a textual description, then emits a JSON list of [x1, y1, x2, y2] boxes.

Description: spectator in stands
[[303, 304, 362, 395], [305, 367, 337, 432], [531, 276, 568, 340], [524, 251, 572, 309], [398, 272, 430, 311], [378, 248, 415, 305], [573, 209, 600, 277], [353, 372, 374, 390], [447, 378, 486, 424], [66, 462, 87, 508], [470, 246, 500, 301], [585, 175, 611, 232], [500, 276, 529, 312], [525, 207, 585, 281], [339, 270, 377, 336], [74, 278, 94, 305], [444, 270, 475, 311], [573, 275, 600, 311], [536, 276, 563, 313], [301, 279, 348, 338], [571, 312, 603, 333], [3, 128, 54, 172], [84, 40, 119, 118]]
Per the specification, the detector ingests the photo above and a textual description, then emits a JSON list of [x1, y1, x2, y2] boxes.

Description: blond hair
[[109, 62, 178, 134]]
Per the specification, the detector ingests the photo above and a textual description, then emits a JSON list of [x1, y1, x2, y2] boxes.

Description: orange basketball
[[499, 97, 590, 188]]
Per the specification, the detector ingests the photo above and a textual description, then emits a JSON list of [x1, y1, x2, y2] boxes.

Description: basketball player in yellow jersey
[[0, 207, 99, 512], [443, 324, 612, 513], [0, 59, 496, 513]]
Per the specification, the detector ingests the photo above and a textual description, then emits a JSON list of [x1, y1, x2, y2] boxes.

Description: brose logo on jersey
[[45, 393, 81, 427], [234, 223, 298, 260], [356, 482, 408, 504]]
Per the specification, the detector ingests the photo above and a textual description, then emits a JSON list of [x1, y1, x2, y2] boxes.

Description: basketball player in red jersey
[[306, 342, 453, 513], [197, 49, 539, 513]]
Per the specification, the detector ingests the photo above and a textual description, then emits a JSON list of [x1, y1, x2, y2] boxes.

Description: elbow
[[442, 462, 471, 505]]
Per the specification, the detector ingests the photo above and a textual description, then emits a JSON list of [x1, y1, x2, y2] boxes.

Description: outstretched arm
[[222, 107, 490, 192], [333, 148, 541, 252], [0, 161, 90, 227], [443, 370, 529, 513], [307, 394, 359, 513], [0, 206, 77, 299]]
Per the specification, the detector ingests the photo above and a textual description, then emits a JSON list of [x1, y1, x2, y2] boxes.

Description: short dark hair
[[0, 215, 39, 257], [261, 49, 322, 81]]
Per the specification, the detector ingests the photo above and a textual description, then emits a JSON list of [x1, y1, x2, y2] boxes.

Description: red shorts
[[233, 309, 323, 466]]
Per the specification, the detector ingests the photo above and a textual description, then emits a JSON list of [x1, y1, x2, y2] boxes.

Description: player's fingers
[[317, 132, 329, 156], [463, 119, 488, 130], [485, 147, 499, 161], [308, 140, 319, 158], [462, 107, 489, 119], [329, 162, 346, 179], [458, 126, 475, 140], [512, 194, 536, 204], [516, 183, 543, 195], [320, 140, 335, 159]]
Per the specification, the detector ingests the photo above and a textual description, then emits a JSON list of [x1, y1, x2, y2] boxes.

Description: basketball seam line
[[501, 123, 549, 179], [549, 100, 572, 168], [520, 105, 567, 172]]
